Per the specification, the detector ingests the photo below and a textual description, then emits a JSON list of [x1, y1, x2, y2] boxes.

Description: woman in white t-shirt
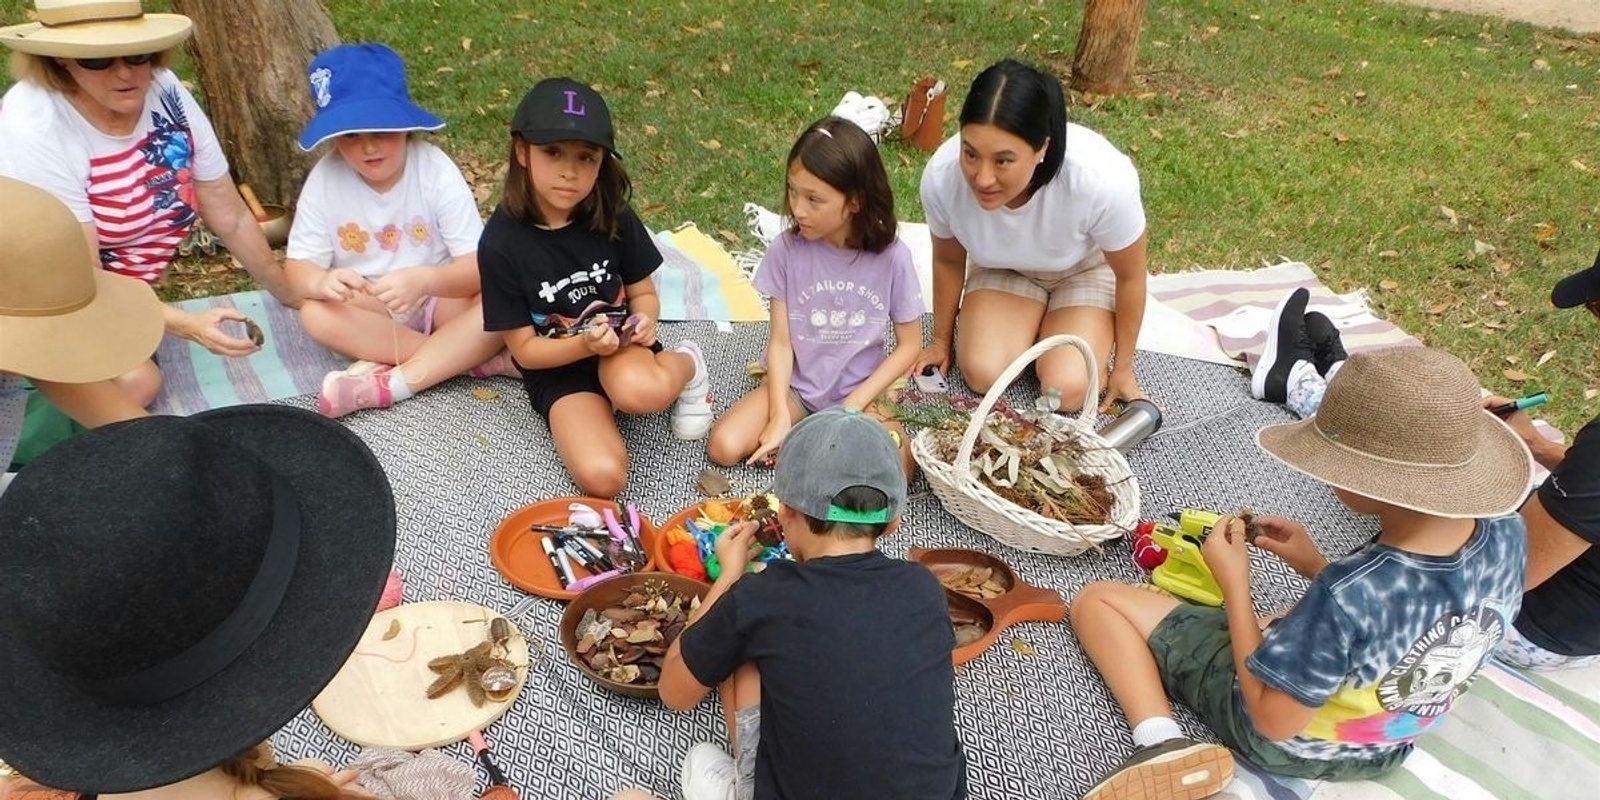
[[915, 59, 1149, 410], [0, 2, 293, 407]]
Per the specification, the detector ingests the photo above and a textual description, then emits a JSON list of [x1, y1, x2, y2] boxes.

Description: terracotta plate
[[489, 496, 658, 601]]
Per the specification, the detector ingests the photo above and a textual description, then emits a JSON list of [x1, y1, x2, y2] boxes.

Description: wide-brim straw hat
[[1257, 347, 1533, 519], [0, 1, 192, 58], [0, 176, 163, 383], [0, 407, 396, 792]]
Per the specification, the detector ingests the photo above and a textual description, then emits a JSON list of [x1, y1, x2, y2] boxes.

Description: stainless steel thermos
[[1096, 398, 1163, 452]]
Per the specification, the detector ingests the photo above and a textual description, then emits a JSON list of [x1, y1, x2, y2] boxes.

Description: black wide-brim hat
[[1551, 247, 1600, 309], [0, 406, 395, 792]]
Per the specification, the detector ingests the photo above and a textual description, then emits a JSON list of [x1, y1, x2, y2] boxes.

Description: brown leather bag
[[901, 76, 948, 151]]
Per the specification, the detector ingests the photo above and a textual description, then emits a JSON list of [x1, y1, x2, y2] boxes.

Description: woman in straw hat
[[0, 0, 294, 408], [0, 176, 161, 479], [0, 403, 396, 798], [1071, 347, 1533, 799]]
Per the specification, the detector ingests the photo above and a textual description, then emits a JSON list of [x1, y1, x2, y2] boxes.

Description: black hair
[[501, 135, 634, 239], [959, 59, 1068, 197], [782, 116, 898, 253], [801, 484, 892, 540]]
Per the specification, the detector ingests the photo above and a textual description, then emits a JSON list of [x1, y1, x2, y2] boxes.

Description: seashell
[[480, 664, 517, 694], [696, 467, 733, 497], [490, 616, 513, 644], [242, 317, 265, 346], [568, 503, 603, 529]]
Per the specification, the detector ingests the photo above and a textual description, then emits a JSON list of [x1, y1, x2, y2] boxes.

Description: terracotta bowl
[[488, 497, 659, 601], [559, 572, 710, 699], [653, 497, 759, 577], [257, 203, 292, 249], [908, 547, 1066, 665]]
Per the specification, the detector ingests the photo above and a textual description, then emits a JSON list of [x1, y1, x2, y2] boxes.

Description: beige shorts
[[963, 252, 1116, 312]]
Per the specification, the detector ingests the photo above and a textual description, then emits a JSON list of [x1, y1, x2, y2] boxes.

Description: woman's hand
[[628, 312, 659, 347], [1202, 514, 1253, 597], [748, 412, 791, 466], [583, 318, 621, 356], [912, 338, 952, 381], [312, 267, 369, 302], [1250, 515, 1329, 579], [1100, 367, 1147, 413], [713, 521, 761, 579], [182, 307, 260, 358], [370, 267, 434, 316]]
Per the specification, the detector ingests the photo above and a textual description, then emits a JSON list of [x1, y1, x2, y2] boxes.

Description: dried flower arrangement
[[887, 387, 1121, 526]]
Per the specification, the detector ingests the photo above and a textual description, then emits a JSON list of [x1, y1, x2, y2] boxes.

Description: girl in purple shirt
[[707, 117, 923, 477]]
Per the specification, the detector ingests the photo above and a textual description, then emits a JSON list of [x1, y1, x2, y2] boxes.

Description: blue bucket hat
[[298, 43, 444, 151]]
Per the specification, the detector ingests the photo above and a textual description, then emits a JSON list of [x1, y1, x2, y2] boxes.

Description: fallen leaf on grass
[[1010, 638, 1037, 656], [1377, 250, 1398, 259], [1586, 388, 1599, 400], [1323, 64, 1343, 78], [1439, 205, 1458, 226], [1503, 369, 1531, 382], [952, 58, 974, 68], [461, 37, 472, 51], [1426, 302, 1452, 314], [1473, 240, 1497, 256], [1332, 131, 1351, 144], [638, 202, 667, 216], [700, 139, 722, 150], [1534, 222, 1558, 241], [1533, 58, 1551, 71], [1504, 355, 1520, 364], [643, 124, 658, 136], [1537, 350, 1556, 367], [1379, 279, 1400, 289], [1572, 159, 1593, 173], [1482, 320, 1507, 330], [718, 229, 740, 244], [470, 386, 500, 401]]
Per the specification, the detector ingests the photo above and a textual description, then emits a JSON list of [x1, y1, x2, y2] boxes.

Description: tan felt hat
[[0, 1, 192, 59], [1256, 346, 1533, 519], [0, 176, 163, 383]]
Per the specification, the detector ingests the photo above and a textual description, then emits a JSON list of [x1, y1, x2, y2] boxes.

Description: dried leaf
[[717, 229, 740, 244], [1379, 279, 1400, 289], [461, 36, 472, 51], [1439, 205, 1459, 225], [1534, 222, 1558, 241], [1426, 302, 1452, 315], [700, 139, 722, 150], [1586, 388, 1599, 400], [1377, 251, 1398, 259], [382, 619, 401, 641], [1536, 350, 1556, 367], [1473, 240, 1497, 256], [952, 58, 974, 68], [1010, 637, 1037, 656], [1503, 369, 1532, 382], [1332, 131, 1351, 144], [470, 386, 500, 401], [1572, 159, 1593, 173], [643, 124, 658, 136], [1323, 64, 1343, 78]]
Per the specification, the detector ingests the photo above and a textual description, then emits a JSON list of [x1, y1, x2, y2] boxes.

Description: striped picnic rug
[[1237, 662, 1600, 800], [652, 222, 766, 322], [150, 291, 347, 416], [1145, 262, 1423, 369]]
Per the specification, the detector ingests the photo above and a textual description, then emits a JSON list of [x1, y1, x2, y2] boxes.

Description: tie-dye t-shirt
[[1245, 514, 1527, 762]]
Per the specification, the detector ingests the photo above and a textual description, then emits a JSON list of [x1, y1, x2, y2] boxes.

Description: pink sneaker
[[318, 365, 394, 418]]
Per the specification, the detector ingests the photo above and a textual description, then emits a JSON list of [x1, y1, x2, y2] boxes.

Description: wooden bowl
[[908, 547, 1066, 665], [489, 497, 659, 601], [559, 572, 710, 699], [257, 203, 292, 248]]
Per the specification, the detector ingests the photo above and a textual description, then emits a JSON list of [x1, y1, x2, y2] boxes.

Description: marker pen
[[540, 536, 571, 588], [1490, 392, 1548, 418]]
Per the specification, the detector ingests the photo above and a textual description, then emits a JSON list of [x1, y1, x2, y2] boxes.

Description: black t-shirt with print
[[478, 204, 662, 335], [1515, 415, 1600, 655]]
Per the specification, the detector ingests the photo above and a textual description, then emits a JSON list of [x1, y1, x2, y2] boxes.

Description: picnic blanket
[[234, 319, 1600, 800], [652, 223, 766, 322]]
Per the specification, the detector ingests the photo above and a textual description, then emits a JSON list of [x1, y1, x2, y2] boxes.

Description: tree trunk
[[170, 0, 340, 207], [1070, 0, 1147, 95]]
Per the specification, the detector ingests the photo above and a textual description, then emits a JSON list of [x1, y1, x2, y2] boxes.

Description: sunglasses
[[73, 53, 156, 71]]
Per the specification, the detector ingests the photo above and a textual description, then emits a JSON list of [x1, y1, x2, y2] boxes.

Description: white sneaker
[[672, 341, 713, 440], [680, 742, 738, 800]]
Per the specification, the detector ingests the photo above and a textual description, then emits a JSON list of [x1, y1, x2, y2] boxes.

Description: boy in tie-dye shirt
[[1071, 347, 1534, 800]]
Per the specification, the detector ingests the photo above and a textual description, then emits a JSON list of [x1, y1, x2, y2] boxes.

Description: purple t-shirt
[[753, 231, 923, 410]]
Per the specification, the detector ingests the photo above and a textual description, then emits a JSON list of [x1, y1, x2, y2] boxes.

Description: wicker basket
[[911, 334, 1139, 556]]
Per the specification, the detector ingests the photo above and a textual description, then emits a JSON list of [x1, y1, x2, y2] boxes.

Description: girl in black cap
[[477, 78, 713, 498]]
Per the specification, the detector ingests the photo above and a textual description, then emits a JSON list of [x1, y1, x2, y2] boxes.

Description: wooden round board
[[313, 600, 530, 749]]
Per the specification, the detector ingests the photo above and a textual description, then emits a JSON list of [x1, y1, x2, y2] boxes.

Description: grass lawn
[[5, 0, 1596, 429]]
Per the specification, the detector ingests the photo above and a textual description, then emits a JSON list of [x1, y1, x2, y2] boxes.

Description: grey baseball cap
[[773, 408, 906, 524]]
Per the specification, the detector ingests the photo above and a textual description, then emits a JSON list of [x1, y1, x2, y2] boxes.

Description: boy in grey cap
[[660, 408, 968, 800]]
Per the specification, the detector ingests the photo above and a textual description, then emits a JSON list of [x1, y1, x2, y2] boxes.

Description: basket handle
[[953, 334, 1099, 472]]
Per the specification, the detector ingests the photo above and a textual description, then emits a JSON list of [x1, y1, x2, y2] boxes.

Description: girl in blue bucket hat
[[284, 43, 520, 418]]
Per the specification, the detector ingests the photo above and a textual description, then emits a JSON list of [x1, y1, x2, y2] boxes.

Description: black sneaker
[[1304, 311, 1347, 377], [1083, 738, 1235, 800], [1252, 288, 1312, 403]]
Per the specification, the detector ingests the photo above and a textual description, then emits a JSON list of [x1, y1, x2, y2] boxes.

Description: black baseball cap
[[1551, 248, 1600, 308], [511, 77, 617, 156]]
